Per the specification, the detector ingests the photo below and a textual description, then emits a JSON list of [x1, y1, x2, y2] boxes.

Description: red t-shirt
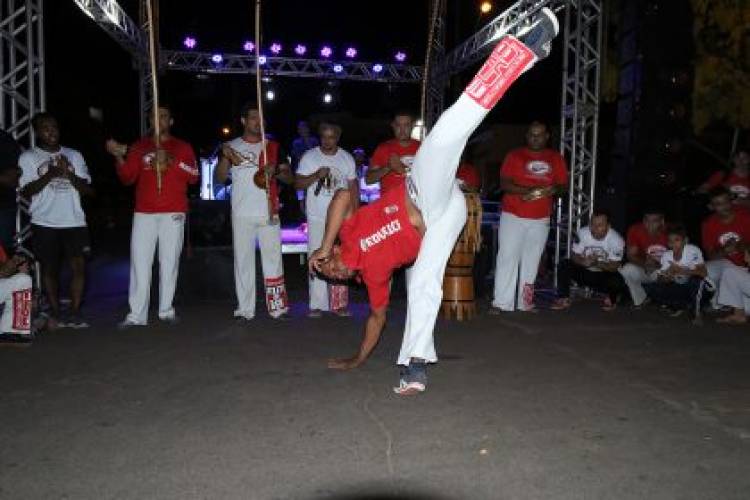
[[118, 137, 199, 213], [457, 162, 481, 190], [704, 170, 750, 200], [626, 222, 668, 261], [499, 147, 568, 219], [370, 139, 420, 195], [339, 182, 422, 310], [701, 208, 750, 266]]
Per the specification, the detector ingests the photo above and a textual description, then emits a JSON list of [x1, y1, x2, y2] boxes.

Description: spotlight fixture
[[333, 64, 344, 73], [345, 47, 357, 58], [183, 36, 197, 49], [265, 90, 275, 101], [372, 64, 383, 73], [270, 43, 282, 55], [242, 41, 255, 52], [320, 46, 333, 58], [294, 44, 307, 56], [211, 53, 223, 64], [395, 51, 407, 62]]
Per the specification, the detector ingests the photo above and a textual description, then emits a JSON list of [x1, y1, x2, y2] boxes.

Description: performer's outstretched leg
[[395, 9, 559, 394]]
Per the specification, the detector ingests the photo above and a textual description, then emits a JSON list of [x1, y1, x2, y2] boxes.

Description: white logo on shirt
[[719, 231, 742, 246], [37, 160, 73, 192], [647, 244, 667, 259], [526, 160, 551, 176], [359, 219, 402, 253], [384, 205, 398, 215], [729, 185, 750, 198]]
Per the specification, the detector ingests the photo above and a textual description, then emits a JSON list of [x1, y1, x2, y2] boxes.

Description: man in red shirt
[[619, 209, 668, 307], [365, 112, 420, 196], [697, 149, 749, 208], [106, 105, 199, 327], [456, 159, 481, 192], [490, 121, 568, 313], [702, 187, 750, 308], [0, 246, 32, 342], [310, 8, 559, 395]]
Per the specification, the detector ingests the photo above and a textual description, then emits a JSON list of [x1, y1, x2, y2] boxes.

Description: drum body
[[441, 193, 482, 320]]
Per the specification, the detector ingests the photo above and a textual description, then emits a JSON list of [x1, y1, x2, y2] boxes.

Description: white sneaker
[[117, 318, 146, 330]]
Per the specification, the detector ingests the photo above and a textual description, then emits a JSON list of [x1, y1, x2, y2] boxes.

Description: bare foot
[[716, 314, 748, 325], [327, 356, 362, 370]]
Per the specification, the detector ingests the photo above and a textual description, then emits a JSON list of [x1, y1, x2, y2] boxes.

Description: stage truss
[[2, 0, 602, 271]]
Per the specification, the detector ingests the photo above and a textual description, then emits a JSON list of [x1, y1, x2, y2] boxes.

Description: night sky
[[45, 0, 563, 156]]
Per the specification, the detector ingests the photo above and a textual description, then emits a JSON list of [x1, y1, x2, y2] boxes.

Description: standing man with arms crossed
[[310, 9, 559, 394], [216, 102, 293, 320], [490, 121, 567, 313], [20, 113, 94, 328], [106, 105, 199, 328], [295, 123, 357, 318]]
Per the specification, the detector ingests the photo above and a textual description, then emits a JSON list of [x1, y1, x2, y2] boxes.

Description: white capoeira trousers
[[397, 36, 537, 366], [619, 262, 658, 306], [307, 216, 347, 311], [232, 215, 288, 319], [127, 212, 185, 324], [717, 266, 750, 314], [707, 259, 742, 308], [492, 213, 550, 311], [0, 273, 32, 334]]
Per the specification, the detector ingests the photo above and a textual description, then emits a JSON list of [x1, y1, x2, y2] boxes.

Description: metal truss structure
[[1, 0, 45, 263], [163, 50, 423, 83], [1, 0, 45, 145], [436, 0, 602, 272], [422, 0, 447, 130]]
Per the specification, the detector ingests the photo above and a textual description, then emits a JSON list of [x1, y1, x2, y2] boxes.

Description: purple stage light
[[243, 41, 255, 52], [320, 46, 333, 58], [211, 53, 223, 64], [270, 43, 282, 55], [395, 51, 407, 62], [294, 44, 307, 56], [372, 64, 383, 73], [258, 55, 267, 65], [333, 64, 343, 73], [183, 36, 197, 49], [345, 47, 357, 58]]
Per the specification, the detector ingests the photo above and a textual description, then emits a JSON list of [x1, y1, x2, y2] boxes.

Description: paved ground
[[1, 256, 750, 499]]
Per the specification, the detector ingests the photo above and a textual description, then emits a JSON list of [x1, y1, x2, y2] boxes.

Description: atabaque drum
[[441, 192, 482, 320]]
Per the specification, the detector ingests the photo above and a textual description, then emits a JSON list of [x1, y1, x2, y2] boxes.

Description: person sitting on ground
[[619, 208, 668, 308], [0, 245, 33, 342], [552, 209, 626, 311], [643, 224, 709, 317], [716, 248, 750, 325], [696, 148, 749, 208], [701, 187, 750, 310]]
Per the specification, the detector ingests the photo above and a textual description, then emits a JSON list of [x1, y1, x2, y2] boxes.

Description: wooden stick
[[146, 0, 162, 194], [254, 0, 274, 224]]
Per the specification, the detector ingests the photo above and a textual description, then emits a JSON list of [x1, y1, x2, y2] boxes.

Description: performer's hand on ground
[[327, 355, 363, 370], [308, 247, 331, 274]]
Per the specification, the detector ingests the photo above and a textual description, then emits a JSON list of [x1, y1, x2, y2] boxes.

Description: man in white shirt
[[19, 113, 94, 328], [643, 224, 710, 317], [295, 123, 358, 317], [552, 210, 626, 311], [215, 102, 294, 320], [716, 248, 750, 324]]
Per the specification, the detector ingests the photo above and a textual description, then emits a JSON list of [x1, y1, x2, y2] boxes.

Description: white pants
[[492, 212, 549, 311], [717, 266, 750, 314], [307, 216, 347, 311], [707, 259, 741, 308], [232, 215, 288, 319], [127, 212, 185, 324], [619, 262, 658, 306], [397, 95, 497, 366], [0, 274, 32, 334]]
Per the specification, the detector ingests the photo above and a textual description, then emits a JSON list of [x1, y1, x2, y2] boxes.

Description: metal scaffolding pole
[[422, 0, 446, 130], [1, 0, 45, 145], [554, 0, 602, 279]]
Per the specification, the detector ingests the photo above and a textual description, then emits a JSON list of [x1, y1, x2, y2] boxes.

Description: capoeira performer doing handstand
[[309, 8, 559, 395]]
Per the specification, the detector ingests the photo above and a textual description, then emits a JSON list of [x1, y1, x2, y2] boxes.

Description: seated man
[[619, 209, 668, 307], [716, 248, 750, 324], [552, 209, 626, 311], [309, 8, 560, 395], [643, 224, 710, 317], [0, 246, 33, 342], [701, 187, 750, 309]]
